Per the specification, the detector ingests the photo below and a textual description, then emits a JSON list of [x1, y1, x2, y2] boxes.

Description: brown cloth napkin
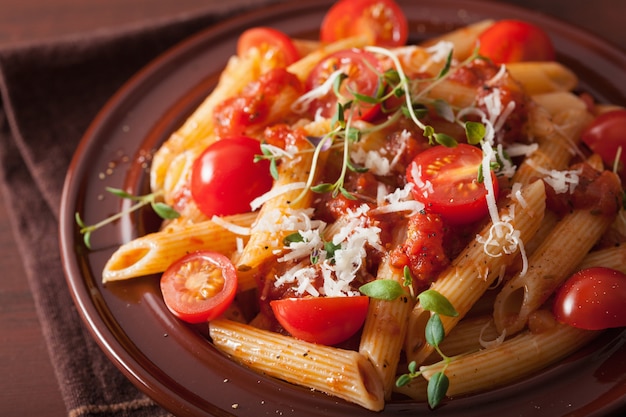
[[0, 1, 281, 416]]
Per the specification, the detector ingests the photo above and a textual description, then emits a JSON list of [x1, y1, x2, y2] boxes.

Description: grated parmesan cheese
[[249, 182, 307, 211], [526, 160, 582, 194]]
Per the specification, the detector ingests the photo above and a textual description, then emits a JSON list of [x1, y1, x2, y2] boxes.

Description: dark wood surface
[[0, 1, 623, 416]]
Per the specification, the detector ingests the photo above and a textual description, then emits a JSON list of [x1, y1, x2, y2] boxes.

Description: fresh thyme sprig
[[75, 187, 179, 249], [359, 267, 459, 409]]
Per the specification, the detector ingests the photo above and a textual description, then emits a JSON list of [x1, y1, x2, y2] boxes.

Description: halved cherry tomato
[[160, 251, 238, 324], [553, 267, 626, 330], [406, 143, 498, 225], [477, 20, 555, 64], [270, 296, 369, 345], [581, 109, 626, 184], [320, 0, 408, 47], [190, 136, 273, 217], [237, 27, 300, 67], [305, 48, 382, 121]]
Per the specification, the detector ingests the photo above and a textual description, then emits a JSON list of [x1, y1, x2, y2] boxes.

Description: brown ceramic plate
[[59, 1, 626, 416]]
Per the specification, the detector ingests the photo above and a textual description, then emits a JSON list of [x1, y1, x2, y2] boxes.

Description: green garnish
[[75, 187, 179, 249]]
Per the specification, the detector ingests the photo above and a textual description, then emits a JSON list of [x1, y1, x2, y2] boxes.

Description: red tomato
[[581, 109, 626, 184], [270, 296, 369, 345], [305, 49, 382, 121], [477, 20, 555, 64], [237, 27, 300, 67], [553, 267, 626, 330], [320, 0, 408, 47], [190, 136, 273, 217], [406, 143, 498, 225], [160, 251, 238, 324]]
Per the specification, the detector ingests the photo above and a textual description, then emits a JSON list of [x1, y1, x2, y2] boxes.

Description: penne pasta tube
[[423, 315, 501, 364], [102, 212, 256, 282], [418, 321, 599, 398], [209, 319, 385, 411], [288, 35, 370, 81], [359, 228, 414, 399], [421, 19, 495, 61], [577, 243, 626, 274], [493, 175, 619, 336], [405, 179, 547, 365], [506, 61, 578, 95]]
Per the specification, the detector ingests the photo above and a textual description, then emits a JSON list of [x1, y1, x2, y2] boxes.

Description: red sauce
[[545, 162, 623, 217]]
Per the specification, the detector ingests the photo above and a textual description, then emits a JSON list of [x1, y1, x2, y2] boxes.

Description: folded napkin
[[0, 1, 281, 416]]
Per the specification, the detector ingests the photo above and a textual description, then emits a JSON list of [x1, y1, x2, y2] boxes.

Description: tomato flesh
[[477, 20, 555, 64], [306, 49, 382, 121], [270, 296, 369, 345], [581, 109, 626, 184], [237, 27, 300, 67], [320, 0, 408, 47], [553, 267, 626, 330], [160, 251, 238, 324], [406, 143, 498, 225], [190, 136, 273, 217]]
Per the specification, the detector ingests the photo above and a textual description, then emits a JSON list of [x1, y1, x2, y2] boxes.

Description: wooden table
[[0, 1, 623, 416]]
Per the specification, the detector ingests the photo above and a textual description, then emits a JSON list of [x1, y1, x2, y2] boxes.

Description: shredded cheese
[[249, 182, 307, 211]]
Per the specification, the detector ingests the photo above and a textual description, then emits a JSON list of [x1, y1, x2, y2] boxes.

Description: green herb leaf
[[465, 121, 486, 144], [106, 187, 135, 200], [436, 50, 453, 79], [338, 186, 357, 200], [310, 183, 335, 193], [395, 374, 413, 387], [434, 133, 458, 147], [424, 313, 445, 347], [324, 241, 341, 260], [283, 232, 304, 245], [418, 289, 459, 317], [402, 266, 413, 288], [359, 279, 406, 301], [427, 371, 449, 409], [152, 202, 181, 220]]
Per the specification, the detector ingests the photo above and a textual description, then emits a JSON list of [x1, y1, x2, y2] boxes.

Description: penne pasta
[[209, 319, 385, 411], [493, 204, 617, 336], [102, 212, 256, 282], [410, 320, 599, 398]]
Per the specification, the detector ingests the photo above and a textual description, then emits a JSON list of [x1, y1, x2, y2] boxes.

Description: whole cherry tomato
[[190, 136, 273, 217], [477, 20, 555, 64], [320, 0, 408, 47], [553, 267, 626, 330], [160, 251, 238, 324], [270, 296, 370, 345]]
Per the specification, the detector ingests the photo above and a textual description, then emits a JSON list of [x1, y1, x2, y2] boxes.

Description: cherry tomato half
[[320, 0, 408, 47], [160, 251, 238, 324], [406, 143, 498, 225], [306, 48, 382, 121], [553, 267, 626, 330], [581, 109, 626, 184], [270, 296, 370, 345], [190, 136, 273, 217], [477, 20, 555, 64], [237, 27, 300, 67]]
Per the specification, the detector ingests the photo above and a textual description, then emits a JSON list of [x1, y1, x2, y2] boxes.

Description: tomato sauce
[[545, 162, 623, 217]]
